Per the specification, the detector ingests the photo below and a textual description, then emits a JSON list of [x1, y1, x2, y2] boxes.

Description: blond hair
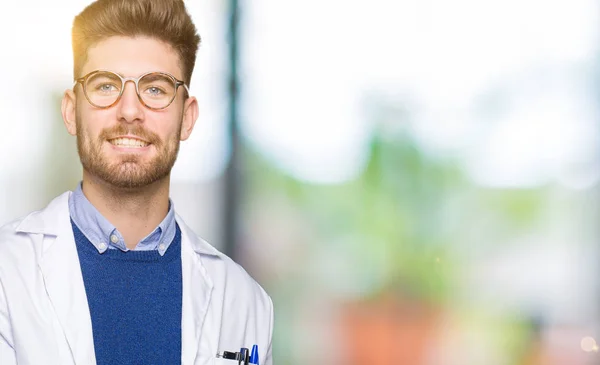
[[72, 0, 201, 84]]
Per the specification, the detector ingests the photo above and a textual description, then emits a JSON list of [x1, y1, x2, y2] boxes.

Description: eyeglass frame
[[73, 70, 190, 110]]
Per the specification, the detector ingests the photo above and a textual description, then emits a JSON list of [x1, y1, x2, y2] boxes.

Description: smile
[[108, 137, 150, 148]]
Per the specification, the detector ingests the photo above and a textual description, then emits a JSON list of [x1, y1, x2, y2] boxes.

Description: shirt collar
[[68, 182, 176, 256]]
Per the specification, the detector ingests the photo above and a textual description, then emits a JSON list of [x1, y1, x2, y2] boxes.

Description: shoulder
[[0, 214, 40, 272], [177, 217, 272, 309], [0, 216, 23, 237], [212, 249, 271, 304], [0, 213, 35, 250], [199, 237, 271, 304], [0, 192, 72, 269]]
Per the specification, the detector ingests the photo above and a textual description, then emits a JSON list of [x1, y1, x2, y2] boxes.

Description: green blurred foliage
[[244, 125, 548, 304]]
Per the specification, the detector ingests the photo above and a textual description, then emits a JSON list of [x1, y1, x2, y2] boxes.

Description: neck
[[81, 171, 171, 250]]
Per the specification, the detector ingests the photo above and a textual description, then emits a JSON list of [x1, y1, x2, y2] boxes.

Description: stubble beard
[[76, 118, 181, 190]]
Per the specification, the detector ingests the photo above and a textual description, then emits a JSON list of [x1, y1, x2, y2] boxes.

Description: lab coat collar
[[16, 191, 221, 257], [15, 191, 71, 237], [15, 191, 221, 365]]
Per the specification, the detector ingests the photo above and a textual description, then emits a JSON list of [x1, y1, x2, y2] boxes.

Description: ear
[[180, 96, 199, 141], [61, 89, 78, 136]]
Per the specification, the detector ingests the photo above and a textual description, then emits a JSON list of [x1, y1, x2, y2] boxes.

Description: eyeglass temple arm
[[178, 81, 190, 95], [72, 78, 85, 88]]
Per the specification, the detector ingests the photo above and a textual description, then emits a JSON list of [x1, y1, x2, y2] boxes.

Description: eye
[[147, 86, 164, 95], [97, 83, 118, 92], [144, 86, 168, 97]]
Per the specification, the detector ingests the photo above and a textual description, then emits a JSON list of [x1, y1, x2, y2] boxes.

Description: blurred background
[[1, 0, 600, 364]]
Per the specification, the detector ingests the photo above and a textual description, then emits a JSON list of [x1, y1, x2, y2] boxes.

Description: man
[[0, 1, 273, 364]]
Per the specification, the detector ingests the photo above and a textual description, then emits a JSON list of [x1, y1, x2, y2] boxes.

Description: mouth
[[107, 137, 151, 148]]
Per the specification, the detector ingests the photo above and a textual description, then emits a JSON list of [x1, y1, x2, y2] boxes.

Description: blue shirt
[[68, 182, 176, 256]]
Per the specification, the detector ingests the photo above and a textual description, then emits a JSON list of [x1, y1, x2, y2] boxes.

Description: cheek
[[76, 110, 110, 140], [149, 112, 183, 140], [159, 125, 182, 145]]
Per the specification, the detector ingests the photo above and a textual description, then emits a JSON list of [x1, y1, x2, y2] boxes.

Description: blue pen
[[249, 345, 259, 365]]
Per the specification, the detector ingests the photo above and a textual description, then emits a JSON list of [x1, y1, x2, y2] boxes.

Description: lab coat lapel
[[179, 220, 216, 365], [39, 232, 96, 364], [27, 193, 96, 364]]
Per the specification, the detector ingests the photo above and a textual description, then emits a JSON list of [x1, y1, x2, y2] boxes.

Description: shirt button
[[159, 243, 166, 251], [110, 234, 119, 244], [98, 242, 107, 250]]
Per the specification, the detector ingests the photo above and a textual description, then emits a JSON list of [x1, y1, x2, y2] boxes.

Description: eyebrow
[[141, 73, 171, 82]]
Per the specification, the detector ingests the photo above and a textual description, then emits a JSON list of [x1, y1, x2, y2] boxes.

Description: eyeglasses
[[75, 70, 190, 110]]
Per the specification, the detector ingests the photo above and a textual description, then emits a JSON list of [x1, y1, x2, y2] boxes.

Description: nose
[[116, 80, 144, 123]]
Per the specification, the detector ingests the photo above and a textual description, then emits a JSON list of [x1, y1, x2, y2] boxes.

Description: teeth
[[109, 138, 149, 148]]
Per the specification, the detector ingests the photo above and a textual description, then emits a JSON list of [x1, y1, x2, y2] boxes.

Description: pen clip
[[217, 348, 250, 365]]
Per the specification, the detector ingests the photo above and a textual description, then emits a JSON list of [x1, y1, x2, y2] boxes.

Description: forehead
[[82, 36, 183, 79]]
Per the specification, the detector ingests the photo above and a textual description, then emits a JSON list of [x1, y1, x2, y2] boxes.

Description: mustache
[[99, 124, 160, 145]]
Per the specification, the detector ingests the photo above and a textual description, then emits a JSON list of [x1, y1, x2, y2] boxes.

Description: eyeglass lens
[[84, 71, 178, 109]]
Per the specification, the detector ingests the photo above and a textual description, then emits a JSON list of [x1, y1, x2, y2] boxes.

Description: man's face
[[64, 36, 197, 189]]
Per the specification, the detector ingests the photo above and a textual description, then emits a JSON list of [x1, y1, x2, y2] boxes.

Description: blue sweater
[[72, 220, 183, 365]]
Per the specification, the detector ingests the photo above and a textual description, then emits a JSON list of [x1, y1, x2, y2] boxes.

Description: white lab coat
[[0, 192, 273, 365]]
